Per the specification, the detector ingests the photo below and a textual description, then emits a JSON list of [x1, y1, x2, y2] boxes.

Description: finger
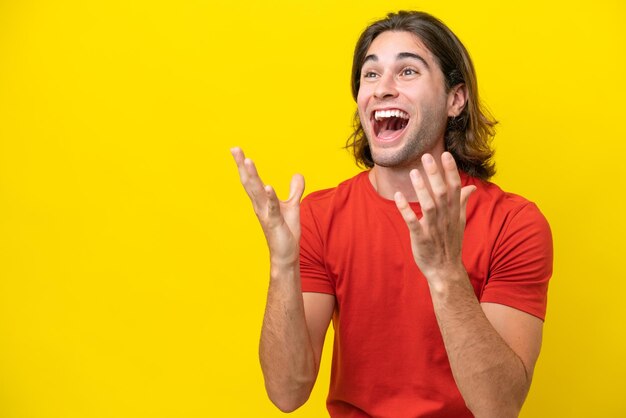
[[230, 147, 266, 205], [459, 185, 476, 225], [264, 185, 283, 227], [394, 191, 423, 236], [441, 152, 462, 220], [287, 173, 305, 204], [283, 174, 305, 235], [410, 169, 437, 226], [242, 157, 268, 205], [232, 148, 266, 208], [421, 153, 448, 219], [230, 147, 249, 183], [230, 146, 244, 163]]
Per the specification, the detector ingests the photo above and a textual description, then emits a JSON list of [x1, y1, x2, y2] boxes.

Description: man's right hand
[[231, 147, 333, 413], [230, 147, 305, 266]]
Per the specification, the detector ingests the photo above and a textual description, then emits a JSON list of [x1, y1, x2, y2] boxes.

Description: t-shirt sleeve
[[299, 196, 335, 295], [480, 202, 553, 320]]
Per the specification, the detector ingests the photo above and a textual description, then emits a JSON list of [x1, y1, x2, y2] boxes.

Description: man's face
[[357, 30, 453, 168]]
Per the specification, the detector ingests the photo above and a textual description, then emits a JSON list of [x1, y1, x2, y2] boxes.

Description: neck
[[368, 149, 446, 202]]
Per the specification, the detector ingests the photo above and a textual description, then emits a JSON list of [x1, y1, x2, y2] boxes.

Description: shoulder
[[464, 174, 552, 269], [465, 174, 550, 229], [469, 177, 553, 319], [301, 171, 368, 212], [465, 174, 527, 208], [300, 171, 371, 240], [468, 173, 552, 258]]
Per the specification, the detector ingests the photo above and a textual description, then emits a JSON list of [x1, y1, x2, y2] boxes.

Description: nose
[[373, 72, 398, 100]]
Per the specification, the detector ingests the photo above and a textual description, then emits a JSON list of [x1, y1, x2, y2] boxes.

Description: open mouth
[[372, 109, 409, 141]]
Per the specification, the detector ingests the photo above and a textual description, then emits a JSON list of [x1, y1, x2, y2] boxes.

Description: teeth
[[374, 109, 409, 121]]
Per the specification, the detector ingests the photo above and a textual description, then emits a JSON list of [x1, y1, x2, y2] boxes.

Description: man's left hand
[[393, 152, 476, 287]]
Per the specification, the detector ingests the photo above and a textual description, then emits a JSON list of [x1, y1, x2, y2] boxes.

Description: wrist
[[269, 260, 301, 290], [269, 243, 299, 266], [424, 263, 469, 293], [270, 255, 300, 275]]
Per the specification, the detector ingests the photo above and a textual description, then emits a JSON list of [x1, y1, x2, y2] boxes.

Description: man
[[231, 11, 552, 418]]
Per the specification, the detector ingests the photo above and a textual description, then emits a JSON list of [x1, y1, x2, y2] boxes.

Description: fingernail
[[423, 154, 434, 165], [442, 152, 452, 162]]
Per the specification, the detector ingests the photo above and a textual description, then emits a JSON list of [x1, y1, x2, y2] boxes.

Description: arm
[[260, 271, 334, 412], [394, 152, 542, 418], [428, 268, 542, 417], [230, 148, 334, 412]]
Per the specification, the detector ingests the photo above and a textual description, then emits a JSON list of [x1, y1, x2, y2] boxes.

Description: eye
[[362, 70, 378, 79], [401, 68, 418, 77]]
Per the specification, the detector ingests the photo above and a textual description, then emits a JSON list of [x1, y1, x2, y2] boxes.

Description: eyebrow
[[363, 52, 430, 69]]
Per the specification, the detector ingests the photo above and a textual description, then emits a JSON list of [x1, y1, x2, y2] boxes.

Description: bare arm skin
[[394, 152, 542, 418], [231, 148, 334, 412]]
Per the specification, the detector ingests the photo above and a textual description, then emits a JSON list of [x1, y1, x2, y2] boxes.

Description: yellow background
[[1, 0, 625, 417]]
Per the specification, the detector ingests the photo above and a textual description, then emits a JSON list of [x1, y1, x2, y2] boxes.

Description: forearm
[[259, 261, 316, 412], [429, 270, 529, 418]]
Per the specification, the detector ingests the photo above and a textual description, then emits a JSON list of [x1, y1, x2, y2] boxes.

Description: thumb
[[287, 173, 305, 203]]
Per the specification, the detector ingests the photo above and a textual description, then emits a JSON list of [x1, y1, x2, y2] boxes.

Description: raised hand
[[393, 152, 475, 284], [230, 147, 305, 266]]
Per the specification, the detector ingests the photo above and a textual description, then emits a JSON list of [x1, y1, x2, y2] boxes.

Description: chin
[[370, 147, 418, 168], [368, 135, 431, 169]]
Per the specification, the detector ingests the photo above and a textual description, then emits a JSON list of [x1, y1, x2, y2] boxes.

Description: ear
[[447, 83, 468, 117]]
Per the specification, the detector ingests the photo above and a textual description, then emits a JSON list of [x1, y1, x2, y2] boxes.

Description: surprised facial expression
[[357, 30, 454, 168]]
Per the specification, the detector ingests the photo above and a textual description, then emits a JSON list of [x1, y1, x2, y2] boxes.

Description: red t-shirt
[[299, 171, 553, 418]]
